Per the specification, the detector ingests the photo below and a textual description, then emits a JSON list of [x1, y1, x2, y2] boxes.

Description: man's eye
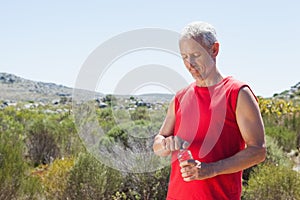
[[193, 53, 201, 57], [182, 55, 188, 59]]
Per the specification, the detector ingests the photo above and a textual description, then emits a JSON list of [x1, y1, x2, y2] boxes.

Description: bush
[[243, 164, 300, 200], [97, 108, 116, 133], [0, 131, 26, 200], [265, 126, 297, 152], [243, 129, 300, 200], [130, 107, 150, 121], [264, 135, 293, 167], [0, 121, 42, 200], [37, 157, 75, 200], [17, 174, 43, 200], [63, 152, 122, 200], [56, 117, 84, 156], [26, 119, 61, 166], [26, 115, 83, 167], [114, 166, 170, 200], [242, 135, 293, 186]]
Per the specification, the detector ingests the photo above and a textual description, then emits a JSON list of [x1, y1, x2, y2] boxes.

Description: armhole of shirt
[[174, 95, 179, 114], [174, 84, 192, 114], [234, 85, 258, 112]]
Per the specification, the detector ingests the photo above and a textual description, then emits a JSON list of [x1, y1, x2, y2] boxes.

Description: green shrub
[[56, 117, 84, 156], [264, 135, 293, 167], [18, 175, 43, 200], [114, 166, 170, 200], [130, 107, 150, 121], [26, 114, 83, 166], [103, 94, 117, 106], [242, 135, 293, 186], [265, 126, 297, 151], [0, 131, 26, 199], [243, 164, 300, 200], [26, 119, 61, 166], [290, 112, 300, 148], [63, 152, 122, 200], [0, 121, 42, 200], [39, 157, 75, 200], [97, 108, 116, 133]]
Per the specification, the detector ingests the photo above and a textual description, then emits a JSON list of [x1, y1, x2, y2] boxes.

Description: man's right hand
[[162, 135, 189, 152]]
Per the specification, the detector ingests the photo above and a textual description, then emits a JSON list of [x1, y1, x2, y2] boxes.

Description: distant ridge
[[2, 72, 298, 103], [0, 72, 73, 102], [273, 82, 300, 101], [0, 73, 173, 103]]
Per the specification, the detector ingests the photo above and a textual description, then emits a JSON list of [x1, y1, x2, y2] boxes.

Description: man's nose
[[187, 58, 196, 67]]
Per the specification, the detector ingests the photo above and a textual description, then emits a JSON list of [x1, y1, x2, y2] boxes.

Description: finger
[[187, 159, 197, 166], [181, 165, 196, 172], [161, 138, 167, 150], [181, 167, 194, 177], [182, 141, 190, 149], [183, 175, 196, 182], [165, 138, 170, 151], [180, 167, 195, 176], [170, 136, 175, 151], [180, 160, 199, 169], [180, 159, 195, 167], [181, 171, 192, 178], [174, 136, 188, 149], [179, 160, 190, 167], [180, 167, 188, 173], [174, 136, 180, 150]]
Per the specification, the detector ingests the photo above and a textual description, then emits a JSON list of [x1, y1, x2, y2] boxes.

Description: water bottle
[[177, 148, 193, 163]]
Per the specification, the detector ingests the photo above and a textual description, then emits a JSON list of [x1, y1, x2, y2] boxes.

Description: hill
[[0, 73, 73, 103], [2, 72, 299, 104], [273, 82, 300, 102], [0, 73, 173, 104]]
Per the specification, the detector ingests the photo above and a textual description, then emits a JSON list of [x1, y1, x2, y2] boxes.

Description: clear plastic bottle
[[177, 149, 193, 163]]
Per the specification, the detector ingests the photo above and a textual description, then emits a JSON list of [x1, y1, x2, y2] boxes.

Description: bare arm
[[213, 87, 266, 174], [153, 98, 181, 156], [181, 87, 266, 181]]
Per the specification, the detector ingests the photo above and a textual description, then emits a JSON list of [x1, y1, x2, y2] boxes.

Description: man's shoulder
[[175, 83, 195, 99], [223, 76, 248, 90], [223, 76, 257, 102]]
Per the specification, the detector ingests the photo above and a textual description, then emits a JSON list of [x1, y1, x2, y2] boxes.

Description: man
[[153, 21, 266, 200]]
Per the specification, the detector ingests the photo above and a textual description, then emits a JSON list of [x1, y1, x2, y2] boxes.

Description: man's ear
[[211, 42, 219, 57]]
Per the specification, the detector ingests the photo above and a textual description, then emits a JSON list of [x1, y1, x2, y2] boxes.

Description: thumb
[[182, 141, 190, 149]]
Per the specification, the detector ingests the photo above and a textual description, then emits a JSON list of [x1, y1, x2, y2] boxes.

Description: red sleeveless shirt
[[167, 77, 254, 200]]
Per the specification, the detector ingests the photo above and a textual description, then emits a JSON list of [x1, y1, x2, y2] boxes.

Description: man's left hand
[[179, 160, 217, 181]]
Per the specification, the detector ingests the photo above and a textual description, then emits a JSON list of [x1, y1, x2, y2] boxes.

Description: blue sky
[[1, 0, 299, 97]]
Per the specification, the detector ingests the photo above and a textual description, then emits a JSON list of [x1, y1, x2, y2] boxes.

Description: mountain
[[3, 72, 298, 104], [273, 82, 300, 101], [0, 73, 73, 103], [0, 73, 173, 104]]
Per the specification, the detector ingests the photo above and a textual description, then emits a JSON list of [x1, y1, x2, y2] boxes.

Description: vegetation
[[243, 164, 300, 200], [0, 94, 300, 199]]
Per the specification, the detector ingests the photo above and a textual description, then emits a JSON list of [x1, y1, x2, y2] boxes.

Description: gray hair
[[180, 21, 218, 49]]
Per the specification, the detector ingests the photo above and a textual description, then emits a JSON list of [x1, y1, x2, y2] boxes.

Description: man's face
[[179, 38, 216, 80]]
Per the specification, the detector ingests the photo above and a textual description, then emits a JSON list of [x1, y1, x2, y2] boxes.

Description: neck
[[195, 71, 223, 87]]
